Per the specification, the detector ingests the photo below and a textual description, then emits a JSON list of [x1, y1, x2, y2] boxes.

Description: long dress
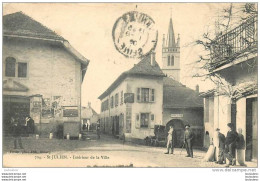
[[236, 133, 246, 166], [204, 143, 215, 162]]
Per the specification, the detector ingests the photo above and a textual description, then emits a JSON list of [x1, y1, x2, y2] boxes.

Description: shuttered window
[[5, 57, 16, 77], [115, 93, 119, 107], [137, 88, 155, 103], [110, 96, 114, 108]]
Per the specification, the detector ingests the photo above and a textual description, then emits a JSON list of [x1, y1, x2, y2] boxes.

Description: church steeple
[[166, 18, 176, 47], [161, 16, 180, 82]]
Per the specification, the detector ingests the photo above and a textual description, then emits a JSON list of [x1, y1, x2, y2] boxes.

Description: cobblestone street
[[3, 132, 257, 168]]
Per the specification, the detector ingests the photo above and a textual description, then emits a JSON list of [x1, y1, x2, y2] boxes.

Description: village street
[[3, 132, 256, 168]]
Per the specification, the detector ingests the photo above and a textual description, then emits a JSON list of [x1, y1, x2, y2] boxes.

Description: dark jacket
[[218, 132, 226, 149], [184, 130, 194, 143], [12, 123, 22, 137], [236, 133, 245, 149], [27, 118, 35, 134], [225, 130, 238, 145]]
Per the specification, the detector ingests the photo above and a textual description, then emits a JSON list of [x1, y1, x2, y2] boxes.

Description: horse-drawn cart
[[144, 125, 167, 147]]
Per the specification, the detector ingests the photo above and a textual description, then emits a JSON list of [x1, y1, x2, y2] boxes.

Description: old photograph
[[2, 2, 258, 168]]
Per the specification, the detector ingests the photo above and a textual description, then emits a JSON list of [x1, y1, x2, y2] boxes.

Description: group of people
[[11, 116, 35, 149], [164, 122, 246, 167], [165, 124, 194, 158], [213, 123, 246, 167], [82, 119, 91, 131]]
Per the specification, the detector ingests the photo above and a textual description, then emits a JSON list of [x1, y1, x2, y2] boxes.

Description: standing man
[[11, 117, 24, 149], [215, 128, 226, 164], [87, 119, 91, 132], [225, 123, 238, 167], [165, 125, 174, 154], [184, 124, 194, 158], [26, 116, 35, 135]]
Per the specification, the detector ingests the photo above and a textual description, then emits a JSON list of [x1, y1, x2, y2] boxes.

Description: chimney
[[196, 85, 199, 93], [88, 102, 91, 108], [150, 51, 156, 66]]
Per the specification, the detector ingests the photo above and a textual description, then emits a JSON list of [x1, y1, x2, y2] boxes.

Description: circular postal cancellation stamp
[[112, 11, 158, 59]]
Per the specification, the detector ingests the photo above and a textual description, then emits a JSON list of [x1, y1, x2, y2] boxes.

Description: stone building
[[98, 53, 164, 142], [3, 12, 89, 138], [200, 15, 257, 162], [98, 17, 204, 146]]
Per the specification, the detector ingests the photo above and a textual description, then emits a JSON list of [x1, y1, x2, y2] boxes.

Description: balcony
[[210, 15, 258, 71]]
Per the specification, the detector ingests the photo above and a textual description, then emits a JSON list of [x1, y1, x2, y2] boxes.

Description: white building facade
[[98, 54, 164, 142]]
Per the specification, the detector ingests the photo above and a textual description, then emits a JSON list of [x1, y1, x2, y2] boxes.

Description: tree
[[191, 3, 257, 100]]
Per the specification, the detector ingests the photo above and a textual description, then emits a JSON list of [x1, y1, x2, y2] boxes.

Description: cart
[[144, 125, 167, 147]]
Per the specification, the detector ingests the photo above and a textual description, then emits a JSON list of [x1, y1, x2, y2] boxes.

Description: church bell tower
[[162, 17, 180, 81]]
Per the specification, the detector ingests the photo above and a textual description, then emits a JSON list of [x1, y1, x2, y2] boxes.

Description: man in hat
[[184, 124, 194, 158], [11, 117, 24, 149], [215, 128, 226, 164], [225, 123, 238, 167], [165, 125, 174, 154]]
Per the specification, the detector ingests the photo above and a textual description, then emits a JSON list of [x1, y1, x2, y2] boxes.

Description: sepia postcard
[[1, 2, 258, 172]]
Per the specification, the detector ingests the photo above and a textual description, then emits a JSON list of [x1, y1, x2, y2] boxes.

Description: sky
[[3, 3, 243, 113]]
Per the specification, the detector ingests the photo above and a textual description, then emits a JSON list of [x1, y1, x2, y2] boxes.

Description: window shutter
[[153, 89, 155, 102], [150, 114, 155, 129], [137, 88, 141, 102], [149, 89, 152, 102], [149, 89, 155, 102], [135, 113, 140, 129]]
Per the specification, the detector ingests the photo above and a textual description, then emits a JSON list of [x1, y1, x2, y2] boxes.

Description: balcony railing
[[210, 15, 258, 69]]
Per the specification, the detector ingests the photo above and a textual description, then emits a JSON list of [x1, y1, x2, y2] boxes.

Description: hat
[[227, 123, 234, 128], [215, 128, 220, 131], [185, 124, 190, 128]]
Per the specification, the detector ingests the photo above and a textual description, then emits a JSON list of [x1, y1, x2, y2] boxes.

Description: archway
[[166, 119, 185, 148]]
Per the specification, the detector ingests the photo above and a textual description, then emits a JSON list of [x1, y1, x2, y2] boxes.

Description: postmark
[[112, 11, 158, 58]]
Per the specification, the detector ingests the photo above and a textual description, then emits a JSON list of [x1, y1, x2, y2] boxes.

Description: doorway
[[113, 116, 119, 136], [3, 95, 30, 136], [246, 98, 258, 161]]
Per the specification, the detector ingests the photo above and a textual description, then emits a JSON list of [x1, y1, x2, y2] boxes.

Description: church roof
[[163, 77, 203, 109], [166, 18, 176, 48], [98, 54, 165, 100]]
